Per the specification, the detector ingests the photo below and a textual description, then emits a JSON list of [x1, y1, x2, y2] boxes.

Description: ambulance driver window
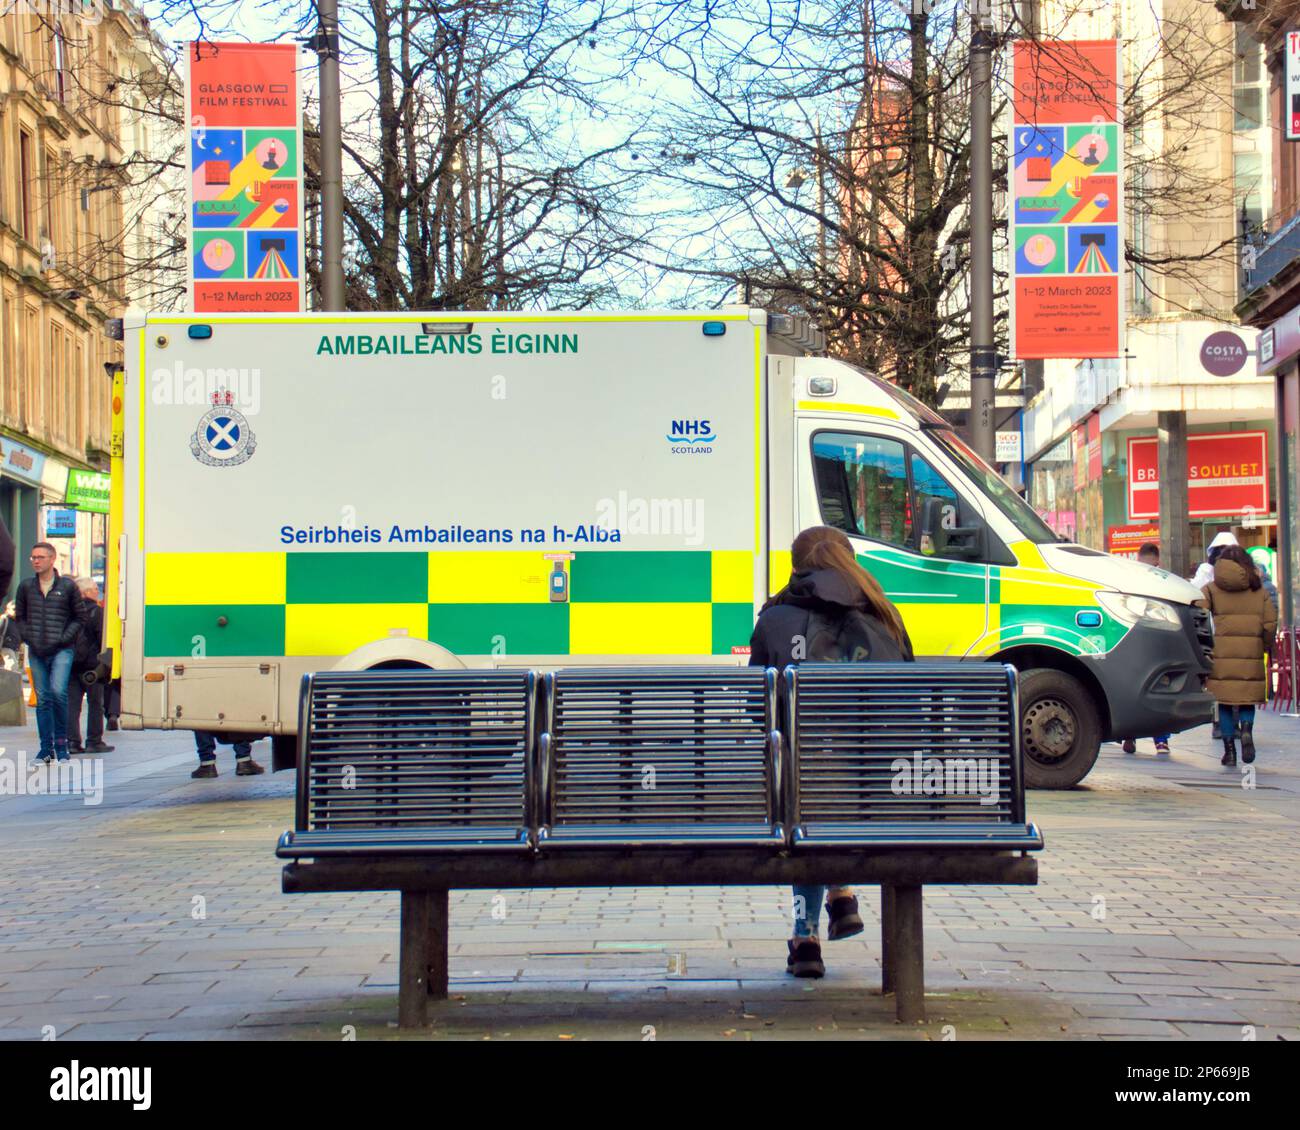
[[910, 452, 960, 544], [812, 433, 912, 548]]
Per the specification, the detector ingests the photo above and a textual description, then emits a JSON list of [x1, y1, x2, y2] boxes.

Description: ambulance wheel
[[1019, 668, 1101, 789]]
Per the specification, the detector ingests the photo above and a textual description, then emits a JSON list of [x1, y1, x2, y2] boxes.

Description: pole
[[316, 0, 345, 310], [969, 4, 996, 463]]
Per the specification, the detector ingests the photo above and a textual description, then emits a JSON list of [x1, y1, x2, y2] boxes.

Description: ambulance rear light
[[188, 324, 213, 340], [421, 322, 474, 335]]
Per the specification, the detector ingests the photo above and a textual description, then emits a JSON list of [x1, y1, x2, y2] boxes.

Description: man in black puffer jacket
[[15, 543, 86, 762]]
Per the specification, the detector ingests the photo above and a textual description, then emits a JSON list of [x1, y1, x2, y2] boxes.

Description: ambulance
[[105, 308, 1214, 787]]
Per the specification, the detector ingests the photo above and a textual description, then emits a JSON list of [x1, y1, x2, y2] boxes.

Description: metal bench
[[277, 663, 1043, 1027]]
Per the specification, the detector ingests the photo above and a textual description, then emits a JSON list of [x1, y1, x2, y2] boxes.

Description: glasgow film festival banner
[[1010, 40, 1122, 359], [185, 42, 305, 312]]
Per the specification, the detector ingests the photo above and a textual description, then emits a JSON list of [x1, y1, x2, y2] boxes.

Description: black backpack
[[804, 607, 909, 663]]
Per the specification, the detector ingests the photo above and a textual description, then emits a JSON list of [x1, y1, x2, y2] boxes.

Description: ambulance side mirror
[[921, 496, 984, 561]]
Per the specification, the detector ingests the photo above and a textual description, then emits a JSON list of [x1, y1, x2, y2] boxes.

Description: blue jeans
[[792, 884, 850, 938], [30, 648, 75, 758], [194, 730, 252, 764], [1219, 706, 1256, 740]]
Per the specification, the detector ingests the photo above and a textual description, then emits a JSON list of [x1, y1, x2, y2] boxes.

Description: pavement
[[1, 708, 1298, 1041]]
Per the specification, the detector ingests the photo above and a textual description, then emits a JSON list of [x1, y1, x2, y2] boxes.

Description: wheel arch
[[330, 637, 468, 672], [989, 645, 1113, 740]]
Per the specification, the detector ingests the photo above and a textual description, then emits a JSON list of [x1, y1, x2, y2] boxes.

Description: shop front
[[0, 435, 44, 600], [1256, 309, 1300, 622]]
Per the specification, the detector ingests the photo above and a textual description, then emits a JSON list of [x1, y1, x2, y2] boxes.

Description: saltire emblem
[[191, 390, 257, 467]]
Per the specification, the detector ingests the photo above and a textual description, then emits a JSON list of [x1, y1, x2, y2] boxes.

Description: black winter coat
[[73, 603, 104, 671], [748, 568, 915, 669], [14, 573, 86, 657]]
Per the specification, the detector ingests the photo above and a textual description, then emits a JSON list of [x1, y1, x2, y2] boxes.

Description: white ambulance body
[[109, 308, 1211, 786]]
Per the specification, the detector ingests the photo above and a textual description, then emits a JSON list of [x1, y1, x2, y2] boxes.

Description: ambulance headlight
[[1096, 592, 1182, 631]]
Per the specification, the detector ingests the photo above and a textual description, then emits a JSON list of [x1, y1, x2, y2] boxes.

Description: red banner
[[1011, 41, 1122, 360], [186, 43, 304, 312], [1127, 432, 1270, 520]]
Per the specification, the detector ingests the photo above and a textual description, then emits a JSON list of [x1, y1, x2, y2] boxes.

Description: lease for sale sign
[[186, 42, 304, 312], [1127, 432, 1270, 520], [1010, 40, 1122, 359]]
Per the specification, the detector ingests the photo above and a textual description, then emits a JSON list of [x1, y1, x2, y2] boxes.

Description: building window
[[53, 27, 67, 104], [19, 130, 33, 242], [1234, 87, 1262, 132]]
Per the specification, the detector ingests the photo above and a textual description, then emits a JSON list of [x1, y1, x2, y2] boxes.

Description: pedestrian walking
[[66, 577, 114, 754], [191, 730, 265, 779], [14, 543, 86, 762], [1192, 532, 1240, 739], [1200, 545, 1278, 767], [748, 525, 914, 979], [1123, 542, 1172, 756]]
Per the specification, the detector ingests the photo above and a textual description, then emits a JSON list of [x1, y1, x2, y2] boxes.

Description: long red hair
[[782, 526, 908, 648]]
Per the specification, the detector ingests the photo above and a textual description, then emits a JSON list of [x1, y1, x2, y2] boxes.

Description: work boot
[[1121, 739, 1136, 754], [106, 718, 119, 731], [235, 759, 266, 776], [1239, 724, 1255, 765], [1220, 738, 1237, 767], [192, 763, 218, 779], [86, 741, 114, 753]]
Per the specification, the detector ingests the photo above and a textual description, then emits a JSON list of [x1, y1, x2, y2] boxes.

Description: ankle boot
[[1221, 737, 1237, 766], [1239, 724, 1255, 764]]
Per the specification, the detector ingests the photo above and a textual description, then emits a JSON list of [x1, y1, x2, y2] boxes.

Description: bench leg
[[880, 884, 896, 996], [428, 888, 449, 1001], [892, 884, 925, 1024], [399, 891, 433, 1028]]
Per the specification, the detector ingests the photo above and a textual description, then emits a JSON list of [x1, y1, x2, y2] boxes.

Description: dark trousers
[[105, 679, 120, 721], [67, 674, 105, 747]]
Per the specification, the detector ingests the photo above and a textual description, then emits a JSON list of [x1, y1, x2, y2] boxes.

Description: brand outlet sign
[[1127, 431, 1269, 520]]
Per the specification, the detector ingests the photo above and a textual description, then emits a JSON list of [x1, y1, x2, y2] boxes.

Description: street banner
[[1287, 32, 1300, 141], [1010, 40, 1122, 359], [1127, 432, 1270, 520], [185, 42, 304, 312], [1107, 523, 1159, 558]]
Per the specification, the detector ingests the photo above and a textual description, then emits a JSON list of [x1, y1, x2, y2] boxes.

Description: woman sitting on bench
[[748, 525, 915, 978]]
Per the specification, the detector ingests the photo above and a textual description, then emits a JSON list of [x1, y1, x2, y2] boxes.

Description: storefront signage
[[996, 431, 1022, 463], [1200, 330, 1249, 376], [1127, 431, 1270, 520], [1287, 31, 1300, 141], [1010, 39, 1123, 359], [65, 468, 111, 514], [44, 509, 77, 538], [0, 436, 47, 485], [1107, 523, 1160, 558]]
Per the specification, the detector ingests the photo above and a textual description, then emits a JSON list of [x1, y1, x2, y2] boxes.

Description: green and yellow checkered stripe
[[143, 550, 757, 658]]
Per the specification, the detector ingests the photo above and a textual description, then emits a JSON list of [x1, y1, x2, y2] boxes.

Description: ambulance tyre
[[1019, 668, 1101, 789]]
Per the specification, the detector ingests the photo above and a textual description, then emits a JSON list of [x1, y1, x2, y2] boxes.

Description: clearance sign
[[1127, 432, 1270, 520], [185, 43, 304, 312], [1010, 40, 1122, 359]]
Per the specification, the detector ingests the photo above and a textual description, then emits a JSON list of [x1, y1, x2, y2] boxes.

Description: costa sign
[[1128, 431, 1269, 520], [1199, 331, 1248, 376]]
